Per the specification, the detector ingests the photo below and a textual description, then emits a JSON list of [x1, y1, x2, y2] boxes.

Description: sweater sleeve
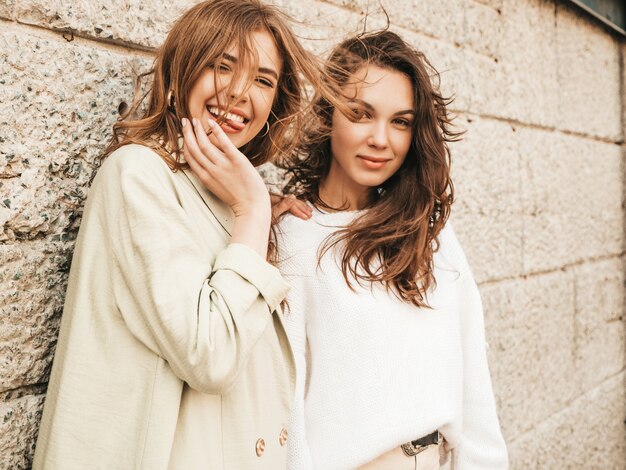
[[443, 225, 509, 469], [103, 148, 289, 394]]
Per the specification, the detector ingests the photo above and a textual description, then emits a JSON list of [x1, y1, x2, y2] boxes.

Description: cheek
[[253, 89, 277, 120]]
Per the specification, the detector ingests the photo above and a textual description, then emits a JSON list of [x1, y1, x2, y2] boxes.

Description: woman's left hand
[[270, 193, 312, 221]]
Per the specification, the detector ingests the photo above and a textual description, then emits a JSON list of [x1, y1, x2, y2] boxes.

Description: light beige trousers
[[356, 443, 452, 470]]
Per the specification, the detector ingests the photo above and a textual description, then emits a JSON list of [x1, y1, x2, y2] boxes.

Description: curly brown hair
[[281, 30, 462, 307]]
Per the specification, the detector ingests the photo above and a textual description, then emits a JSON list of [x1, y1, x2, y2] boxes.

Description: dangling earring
[[259, 121, 270, 137], [166, 90, 176, 113]]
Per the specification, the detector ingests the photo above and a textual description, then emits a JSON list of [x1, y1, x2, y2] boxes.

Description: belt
[[400, 430, 439, 457]]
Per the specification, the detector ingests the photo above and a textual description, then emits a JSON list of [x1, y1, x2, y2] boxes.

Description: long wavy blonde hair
[[104, 0, 341, 168]]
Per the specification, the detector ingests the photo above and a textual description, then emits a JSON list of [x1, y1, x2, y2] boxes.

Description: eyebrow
[[222, 53, 279, 81], [348, 98, 415, 116]]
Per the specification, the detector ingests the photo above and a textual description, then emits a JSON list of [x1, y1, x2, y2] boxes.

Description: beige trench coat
[[33, 144, 295, 470]]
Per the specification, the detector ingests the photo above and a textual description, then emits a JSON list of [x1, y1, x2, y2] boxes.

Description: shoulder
[[98, 144, 172, 179], [93, 144, 179, 194], [434, 222, 472, 277]]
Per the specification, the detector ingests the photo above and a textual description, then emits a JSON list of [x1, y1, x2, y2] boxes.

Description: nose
[[226, 75, 249, 104], [367, 121, 389, 150]]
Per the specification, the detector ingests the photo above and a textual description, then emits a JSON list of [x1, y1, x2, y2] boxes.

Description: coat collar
[[180, 167, 234, 236]]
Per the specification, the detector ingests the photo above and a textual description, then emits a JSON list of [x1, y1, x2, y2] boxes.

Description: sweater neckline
[[309, 203, 366, 225]]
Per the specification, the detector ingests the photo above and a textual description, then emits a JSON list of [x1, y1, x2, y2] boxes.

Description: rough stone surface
[[555, 3, 622, 141], [8, 0, 197, 49], [1, 0, 625, 469], [0, 394, 45, 470], [571, 258, 625, 391], [507, 372, 626, 470], [451, 115, 524, 283], [0, 28, 151, 392], [519, 128, 623, 273], [0, 1, 16, 21], [481, 271, 578, 441]]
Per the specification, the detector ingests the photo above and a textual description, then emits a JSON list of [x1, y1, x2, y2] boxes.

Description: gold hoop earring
[[166, 90, 176, 113], [259, 121, 270, 137]]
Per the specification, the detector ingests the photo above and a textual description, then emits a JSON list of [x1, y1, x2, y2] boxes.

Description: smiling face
[[186, 29, 281, 149], [320, 65, 415, 210]]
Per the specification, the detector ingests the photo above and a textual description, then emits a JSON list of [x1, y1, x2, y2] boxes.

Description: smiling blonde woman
[[32, 1, 338, 469]]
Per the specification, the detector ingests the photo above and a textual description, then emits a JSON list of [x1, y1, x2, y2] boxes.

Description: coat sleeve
[[103, 148, 289, 394], [442, 225, 509, 469]]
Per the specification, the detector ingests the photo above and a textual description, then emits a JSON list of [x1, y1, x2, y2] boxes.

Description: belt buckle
[[401, 441, 428, 457], [400, 431, 439, 457]]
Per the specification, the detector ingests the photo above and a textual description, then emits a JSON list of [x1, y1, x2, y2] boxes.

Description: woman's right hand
[[182, 117, 271, 218], [182, 117, 272, 257]]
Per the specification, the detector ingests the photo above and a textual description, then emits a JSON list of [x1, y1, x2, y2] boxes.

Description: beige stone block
[[471, 0, 502, 9], [273, 0, 386, 56], [450, 115, 523, 283], [519, 128, 623, 273], [11, 0, 196, 48], [0, 27, 151, 243], [0, 244, 68, 392], [623, 43, 626, 141], [0, 394, 44, 470], [555, 4, 622, 141], [478, 0, 559, 127], [571, 258, 625, 391], [481, 272, 578, 440], [0, 28, 150, 389], [0, 1, 16, 21], [322, 0, 467, 50], [463, 0, 503, 60], [508, 372, 626, 470]]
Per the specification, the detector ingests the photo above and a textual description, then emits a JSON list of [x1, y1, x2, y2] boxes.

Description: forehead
[[346, 65, 414, 111], [223, 29, 282, 75]]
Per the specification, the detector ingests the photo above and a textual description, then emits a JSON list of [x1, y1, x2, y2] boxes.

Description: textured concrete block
[[481, 272, 577, 440], [508, 373, 626, 470], [10, 0, 196, 49], [322, 0, 467, 51], [0, 27, 150, 242], [0, 28, 151, 390], [0, 394, 44, 470], [555, 3, 622, 141], [274, 0, 388, 56], [478, 0, 559, 127], [520, 128, 623, 273], [463, 0, 503, 59], [450, 116, 523, 283], [0, 244, 68, 392], [0, 1, 16, 21], [571, 258, 625, 391]]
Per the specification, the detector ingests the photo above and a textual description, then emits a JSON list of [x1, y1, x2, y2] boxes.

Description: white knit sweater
[[277, 207, 508, 470]]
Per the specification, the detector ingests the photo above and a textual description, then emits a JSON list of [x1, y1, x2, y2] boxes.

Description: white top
[[277, 206, 508, 470]]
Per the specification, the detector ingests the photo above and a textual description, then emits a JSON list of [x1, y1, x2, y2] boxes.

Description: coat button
[[279, 428, 288, 446], [255, 438, 265, 457]]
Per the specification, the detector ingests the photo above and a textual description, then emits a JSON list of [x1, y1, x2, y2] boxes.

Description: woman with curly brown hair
[[277, 31, 508, 470]]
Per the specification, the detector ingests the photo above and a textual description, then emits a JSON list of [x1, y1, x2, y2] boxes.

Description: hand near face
[[182, 117, 270, 217]]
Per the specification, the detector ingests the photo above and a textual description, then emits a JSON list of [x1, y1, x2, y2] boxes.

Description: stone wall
[[1, 0, 624, 468]]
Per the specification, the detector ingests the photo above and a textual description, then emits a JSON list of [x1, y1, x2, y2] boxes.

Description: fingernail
[[181, 117, 188, 127], [207, 119, 216, 127], [192, 118, 199, 127]]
